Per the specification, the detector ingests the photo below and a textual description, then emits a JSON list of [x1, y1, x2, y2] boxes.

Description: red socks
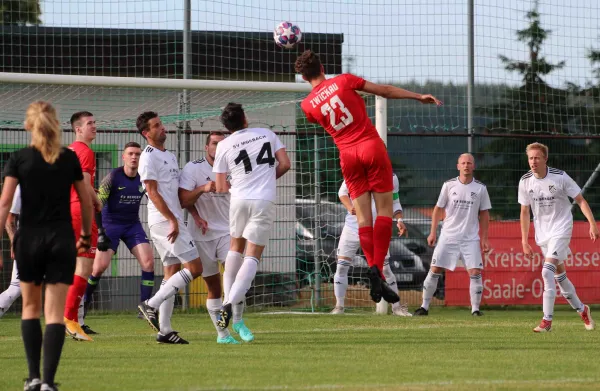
[[373, 216, 393, 274], [359, 217, 392, 279], [64, 275, 87, 321], [358, 226, 375, 268]]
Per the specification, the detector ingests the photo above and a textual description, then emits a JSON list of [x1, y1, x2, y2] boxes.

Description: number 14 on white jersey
[[213, 127, 285, 203]]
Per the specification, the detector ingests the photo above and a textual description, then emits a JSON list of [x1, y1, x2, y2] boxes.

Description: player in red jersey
[[296, 50, 442, 303], [63, 111, 103, 341]]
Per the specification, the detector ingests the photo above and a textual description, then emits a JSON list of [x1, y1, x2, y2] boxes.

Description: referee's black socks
[[21, 318, 42, 380], [43, 323, 66, 387]]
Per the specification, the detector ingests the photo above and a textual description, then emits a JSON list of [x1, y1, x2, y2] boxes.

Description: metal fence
[[2, 130, 599, 315]]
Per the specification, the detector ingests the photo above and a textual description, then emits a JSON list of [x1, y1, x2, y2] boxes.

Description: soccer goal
[[0, 71, 394, 313]]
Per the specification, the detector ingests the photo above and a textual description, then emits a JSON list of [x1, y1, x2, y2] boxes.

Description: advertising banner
[[445, 221, 600, 306]]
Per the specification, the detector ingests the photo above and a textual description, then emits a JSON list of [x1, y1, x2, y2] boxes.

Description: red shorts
[[71, 203, 98, 259], [340, 137, 393, 199]]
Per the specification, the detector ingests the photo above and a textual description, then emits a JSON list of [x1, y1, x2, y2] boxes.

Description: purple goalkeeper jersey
[[98, 166, 145, 225]]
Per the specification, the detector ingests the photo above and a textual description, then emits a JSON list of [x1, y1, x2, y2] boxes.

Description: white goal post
[[0, 71, 391, 312]]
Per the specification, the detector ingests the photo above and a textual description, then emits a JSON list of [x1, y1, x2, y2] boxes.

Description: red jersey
[[301, 73, 379, 149], [69, 141, 95, 204]]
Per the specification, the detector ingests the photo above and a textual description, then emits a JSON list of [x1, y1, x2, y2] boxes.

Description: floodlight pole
[[180, 0, 192, 311], [467, 0, 475, 153], [314, 134, 322, 309]]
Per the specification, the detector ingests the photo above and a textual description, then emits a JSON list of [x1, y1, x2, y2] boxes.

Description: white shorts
[[337, 225, 390, 260], [149, 220, 199, 266], [229, 199, 275, 246], [431, 236, 483, 271], [195, 234, 230, 277], [539, 237, 571, 264]]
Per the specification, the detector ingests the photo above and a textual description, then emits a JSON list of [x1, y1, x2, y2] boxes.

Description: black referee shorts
[[14, 224, 77, 285]]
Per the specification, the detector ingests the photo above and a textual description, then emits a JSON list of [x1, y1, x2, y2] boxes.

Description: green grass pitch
[[1, 308, 598, 390]]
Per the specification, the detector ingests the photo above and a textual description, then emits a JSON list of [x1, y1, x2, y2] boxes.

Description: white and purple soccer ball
[[273, 21, 302, 49]]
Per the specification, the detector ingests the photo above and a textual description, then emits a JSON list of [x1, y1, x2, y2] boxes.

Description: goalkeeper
[[80, 142, 155, 334]]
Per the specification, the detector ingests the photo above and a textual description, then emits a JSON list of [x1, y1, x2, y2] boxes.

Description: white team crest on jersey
[[549, 185, 557, 194], [470, 192, 477, 199]]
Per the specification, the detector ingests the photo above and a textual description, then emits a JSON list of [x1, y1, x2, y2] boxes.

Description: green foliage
[[478, 0, 572, 134], [471, 1, 600, 220], [0, 0, 41, 26]]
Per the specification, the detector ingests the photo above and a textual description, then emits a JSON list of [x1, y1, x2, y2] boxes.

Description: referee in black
[[0, 101, 93, 391]]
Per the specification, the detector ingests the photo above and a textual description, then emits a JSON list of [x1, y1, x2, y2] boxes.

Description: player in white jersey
[[212, 103, 290, 330], [414, 153, 491, 316], [179, 131, 253, 344], [332, 174, 412, 316], [0, 185, 21, 317], [135, 111, 204, 344], [518, 142, 597, 332]]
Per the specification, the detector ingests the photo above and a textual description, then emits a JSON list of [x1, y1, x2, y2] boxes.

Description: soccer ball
[[273, 21, 302, 49]]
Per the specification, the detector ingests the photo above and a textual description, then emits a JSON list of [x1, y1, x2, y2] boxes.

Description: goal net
[[4, 0, 598, 316], [0, 75, 398, 313]]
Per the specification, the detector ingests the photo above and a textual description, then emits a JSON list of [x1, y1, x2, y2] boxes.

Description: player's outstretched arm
[[520, 205, 533, 257], [275, 148, 291, 179], [360, 81, 443, 106], [573, 194, 599, 241]]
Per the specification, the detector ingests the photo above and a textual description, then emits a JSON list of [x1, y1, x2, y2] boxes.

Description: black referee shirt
[[3, 147, 83, 227]]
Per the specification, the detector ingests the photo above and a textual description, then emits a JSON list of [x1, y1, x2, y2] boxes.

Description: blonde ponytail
[[25, 101, 62, 164]]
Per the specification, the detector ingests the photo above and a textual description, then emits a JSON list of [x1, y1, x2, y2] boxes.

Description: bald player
[[414, 153, 491, 317]]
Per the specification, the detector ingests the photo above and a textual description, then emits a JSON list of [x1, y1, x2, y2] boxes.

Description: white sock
[[223, 251, 243, 304], [207, 298, 231, 339], [469, 273, 483, 312], [157, 280, 175, 334], [233, 302, 244, 324], [542, 263, 557, 321], [0, 261, 21, 317], [147, 269, 192, 309], [555, 272, 584, 312], [334, 260, 351, 308], [226, 256, 259, 306], [78, 299, 85, 326], [383, 261, 402, 310], [421, 271, 441, 310]]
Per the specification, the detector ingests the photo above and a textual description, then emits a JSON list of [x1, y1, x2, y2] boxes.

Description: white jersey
[[339, 174, 402, 232], [518, 167, 581, 245], [10, 185, 21, 215], [139, 145, 184, 227], [436, 177, 491, 241], [213, 128, 285, 202], [179, 158, 230, 241]]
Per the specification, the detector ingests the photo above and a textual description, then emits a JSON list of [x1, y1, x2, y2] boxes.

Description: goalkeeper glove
[[97, 228, 112, 252]]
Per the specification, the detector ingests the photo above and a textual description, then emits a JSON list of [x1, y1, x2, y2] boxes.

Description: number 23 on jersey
[[321, 95, 354, 131]]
